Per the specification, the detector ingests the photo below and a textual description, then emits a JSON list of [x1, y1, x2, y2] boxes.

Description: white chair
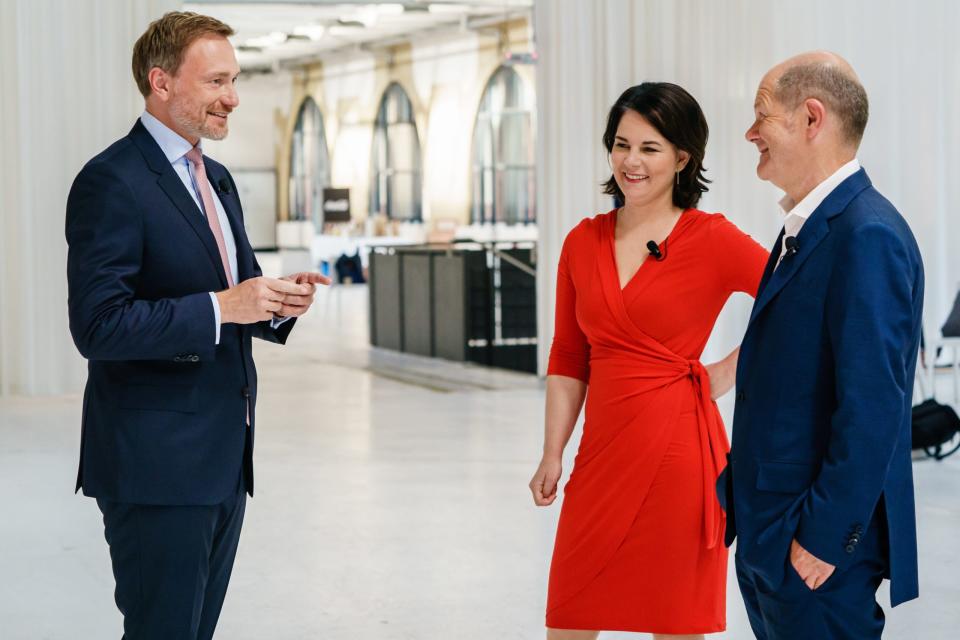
[[924, 337, 960, 407]]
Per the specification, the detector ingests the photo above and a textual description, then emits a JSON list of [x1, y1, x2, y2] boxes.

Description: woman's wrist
[[542, 446, 564, 461]]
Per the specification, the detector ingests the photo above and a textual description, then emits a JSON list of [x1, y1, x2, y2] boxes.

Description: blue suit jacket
[[66, 119, 295, 506], [719, 168, 923, 606]]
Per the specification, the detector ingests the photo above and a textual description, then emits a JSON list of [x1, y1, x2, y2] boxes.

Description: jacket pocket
[[118, 384, 199, 413], [755, 459, 818, 494]]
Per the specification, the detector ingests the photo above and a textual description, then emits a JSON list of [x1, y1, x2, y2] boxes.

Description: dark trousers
[[735, 513, 888, 640], [96, 485, 247, 640]]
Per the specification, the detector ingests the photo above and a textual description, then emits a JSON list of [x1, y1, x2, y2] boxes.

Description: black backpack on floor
[[912, 398, 960, 460]]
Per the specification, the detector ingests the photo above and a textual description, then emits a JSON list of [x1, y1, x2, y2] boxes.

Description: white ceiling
[[184, 1, 532, 71]]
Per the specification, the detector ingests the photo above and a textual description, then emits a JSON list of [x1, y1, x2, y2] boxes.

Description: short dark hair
[[132, 11, 235, 98], [602, 82, 710, 209], [774, 62, 869, 147]]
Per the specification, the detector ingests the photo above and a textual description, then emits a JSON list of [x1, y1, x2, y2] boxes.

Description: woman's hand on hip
[[705, 361, 734, 399], [529, 457, 562, 506], [705, 346, 740, 400]]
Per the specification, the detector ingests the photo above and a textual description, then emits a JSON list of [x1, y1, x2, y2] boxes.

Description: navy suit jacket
[[66, 119, 294, 506], [719, 168, 923, 606]]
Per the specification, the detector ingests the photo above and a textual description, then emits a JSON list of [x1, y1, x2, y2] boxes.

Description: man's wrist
[[215, 290, 232, 324]]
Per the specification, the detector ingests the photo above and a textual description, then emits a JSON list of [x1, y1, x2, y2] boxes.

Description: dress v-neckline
[[610, 208, 691, 292]]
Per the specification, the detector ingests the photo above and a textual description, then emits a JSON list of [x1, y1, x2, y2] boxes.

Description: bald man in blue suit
[[719, 52, 923, 640]]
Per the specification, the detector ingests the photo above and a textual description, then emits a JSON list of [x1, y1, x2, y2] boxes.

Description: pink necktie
[[186, 147, 251, 425], [186, 146, 235, 288]]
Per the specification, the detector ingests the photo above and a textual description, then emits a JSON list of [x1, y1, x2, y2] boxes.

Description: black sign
[[322, 188, 351, 223]]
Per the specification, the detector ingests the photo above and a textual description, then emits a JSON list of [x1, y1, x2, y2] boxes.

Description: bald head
[[767, 51, 860, 83], [766, 51, 869, 148]]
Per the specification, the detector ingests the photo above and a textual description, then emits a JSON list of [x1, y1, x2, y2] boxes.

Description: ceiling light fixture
[[244, 31, 288, 49], [427, 3, 470, 14], [378, 4, 406, 16]]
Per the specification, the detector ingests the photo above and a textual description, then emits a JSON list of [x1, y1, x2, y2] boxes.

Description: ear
[[676, 149, 691, 172], [803, 98, 827, 140], [148, 67, 172, 101]]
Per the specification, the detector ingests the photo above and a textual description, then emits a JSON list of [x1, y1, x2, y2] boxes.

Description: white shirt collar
[[778, 158, 861, 222], [140, 110, 200, 164]]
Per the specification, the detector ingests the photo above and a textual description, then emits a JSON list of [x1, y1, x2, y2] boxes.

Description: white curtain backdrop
[[535, 0, 960, 373], [0, 0, 180, 395]]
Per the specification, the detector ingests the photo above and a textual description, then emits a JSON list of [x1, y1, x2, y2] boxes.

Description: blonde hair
[[132, 11, 234, 98]]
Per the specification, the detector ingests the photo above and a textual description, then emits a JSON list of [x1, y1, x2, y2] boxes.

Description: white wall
[[204, 71, 293, 171], [534, 0, 960, 374], [412, 32, 499, 223], [320, 52, 380, 222], [0, 0, 181, 396]]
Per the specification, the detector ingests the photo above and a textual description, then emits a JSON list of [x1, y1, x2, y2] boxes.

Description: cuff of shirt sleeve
[[208, 292, 221, 344], [271, 314, 294, 329]]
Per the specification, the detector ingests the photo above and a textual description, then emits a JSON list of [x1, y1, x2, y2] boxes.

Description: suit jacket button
[[736, 391, 745, 402], [189, 355, 200, 362], [241, 386, 250, 398], [173, 355, 183, 362]]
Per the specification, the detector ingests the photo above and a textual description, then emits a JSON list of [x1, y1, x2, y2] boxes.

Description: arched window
[[369, 83, 422, 221], [289, 97, 331, 229], [471, 66, 536, 224]]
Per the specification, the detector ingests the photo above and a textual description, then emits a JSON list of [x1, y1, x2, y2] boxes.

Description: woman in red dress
[[529, 83, 769, 639]]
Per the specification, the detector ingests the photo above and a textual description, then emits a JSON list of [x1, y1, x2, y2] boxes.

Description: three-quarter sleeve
[[547, 232, 590, 383], [711, 215, 770, 297]]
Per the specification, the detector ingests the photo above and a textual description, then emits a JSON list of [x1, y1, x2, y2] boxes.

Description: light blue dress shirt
[[140, 111, 288, 343]]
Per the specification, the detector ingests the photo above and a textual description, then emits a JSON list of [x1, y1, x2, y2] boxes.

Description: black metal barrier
[[368, 241, 537, 374]]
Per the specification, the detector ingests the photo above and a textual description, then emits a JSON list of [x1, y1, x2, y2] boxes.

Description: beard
[[169, 96, 229, 141]]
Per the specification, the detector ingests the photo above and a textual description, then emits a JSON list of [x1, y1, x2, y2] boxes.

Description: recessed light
[[245, 31, 287, 49]]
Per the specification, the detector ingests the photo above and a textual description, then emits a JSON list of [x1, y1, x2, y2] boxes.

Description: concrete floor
[[1, 285, 958, 639]]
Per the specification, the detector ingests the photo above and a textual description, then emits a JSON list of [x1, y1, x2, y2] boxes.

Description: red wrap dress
[[545, 208, 768, 634]]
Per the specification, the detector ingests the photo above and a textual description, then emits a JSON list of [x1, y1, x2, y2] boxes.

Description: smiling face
[[609, 109, 688, 208], [744, 69, 806, 193], [154, 35, 240, 143]]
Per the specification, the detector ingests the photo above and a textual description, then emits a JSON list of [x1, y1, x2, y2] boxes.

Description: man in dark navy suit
[[719, 52, 923, 639], [66, 12, 329, 639]]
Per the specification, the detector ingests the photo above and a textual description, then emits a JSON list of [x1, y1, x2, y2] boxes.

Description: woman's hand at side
[[529, 456, 563, 506], [530, 374, 587, 506]]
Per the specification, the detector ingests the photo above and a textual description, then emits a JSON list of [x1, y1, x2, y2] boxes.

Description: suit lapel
[[128, 121, 230, 289], [753, 227, 785, 303], [747, 219, 828, 326], [747, 169, 873, 329]]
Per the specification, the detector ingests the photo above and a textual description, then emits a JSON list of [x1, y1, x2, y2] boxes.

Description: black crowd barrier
[[368, 241, 537, 374]]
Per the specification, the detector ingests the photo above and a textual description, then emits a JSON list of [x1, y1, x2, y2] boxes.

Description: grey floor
[[1, 285, 958, 639]]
